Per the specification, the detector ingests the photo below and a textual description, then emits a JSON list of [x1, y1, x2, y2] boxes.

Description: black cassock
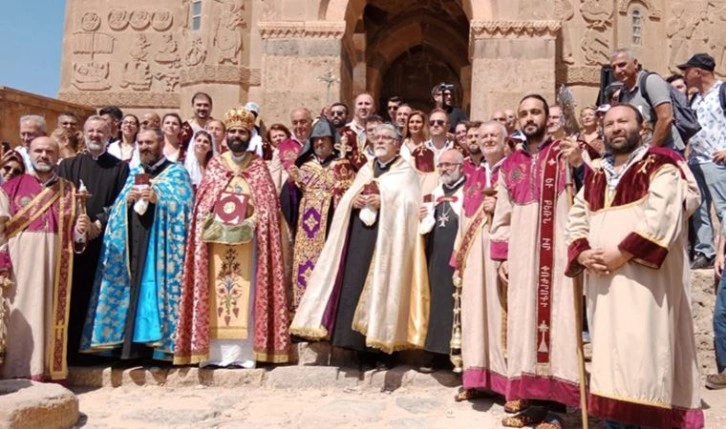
[[330, 159, 394, 353], [121, 159, 172, 359], [423, 178, 464, 355], [59, 152, 129, 365]]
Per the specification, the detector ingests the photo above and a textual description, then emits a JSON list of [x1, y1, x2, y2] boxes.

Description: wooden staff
[[565, 162, 589, 429]]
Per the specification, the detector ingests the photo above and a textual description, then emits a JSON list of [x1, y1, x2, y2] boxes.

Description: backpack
[[719, 83, 726, 115], [634, 72, 702, 142]]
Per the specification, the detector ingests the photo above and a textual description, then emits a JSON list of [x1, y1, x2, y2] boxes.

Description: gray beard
[[86, 141, 106, 153], [32, 161, 53, 173]]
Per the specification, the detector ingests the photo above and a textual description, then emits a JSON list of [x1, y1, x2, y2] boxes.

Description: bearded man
[[81, 128, 193, 361], [461, 121, 486, 218], [1, 136, 87, 380], [566, 104, 703, 429], [291, 123, 428, 369], [175, 108, 290, 367], [451, 120, 509, 401], [287, 117, 355, 309], [490, 94, 583, 427], [58, 115, 129, 365], [417, 149, 466, 371]]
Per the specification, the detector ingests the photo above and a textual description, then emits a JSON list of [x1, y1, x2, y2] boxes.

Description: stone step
[[67, 364, 462, 392], [0, 380, 79, 429]]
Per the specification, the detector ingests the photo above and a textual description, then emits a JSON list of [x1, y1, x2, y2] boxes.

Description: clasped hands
[[577, 247, 632, 275], [353, 193, 381, 210]]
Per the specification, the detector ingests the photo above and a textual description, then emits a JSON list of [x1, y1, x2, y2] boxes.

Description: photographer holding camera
[[431, 82, 468, 132]]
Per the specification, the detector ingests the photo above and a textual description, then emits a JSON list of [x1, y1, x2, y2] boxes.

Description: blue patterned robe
[[81, 162, 193, 360]]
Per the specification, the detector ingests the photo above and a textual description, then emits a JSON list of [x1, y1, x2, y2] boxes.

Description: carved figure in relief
[[581, 28, 610, 66], [155, 34, 181, 66], [129, 10, 151, 30], [121, 60, 152, 91], [555, 0, 575, 65], [130, 34, 151, 62], [213, 0, 246, 65], [667, 6, 693, 71], [108, 9, 129, 31], [152, 10, 174, 31], [72, 61, 111, 91], [689, 10, 709, 53], [580, 0, 612, 29], [186, 36, 207, 66], [80, 12, 102, 32], [154, 72, 180, 92], [708, 0, 726, 74]]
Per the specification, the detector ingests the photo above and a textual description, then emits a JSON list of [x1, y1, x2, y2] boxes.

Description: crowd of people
[[0, 48, 724, 429]]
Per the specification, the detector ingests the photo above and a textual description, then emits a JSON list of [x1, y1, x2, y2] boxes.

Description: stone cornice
[[58, 92, 180, 108], [259, 21, 346, 40], [180, 65, 261, 86], [470, 20, 561, 39]]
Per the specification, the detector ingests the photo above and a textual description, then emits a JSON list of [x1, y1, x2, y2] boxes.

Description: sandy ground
[[71, 382, 726, 429]]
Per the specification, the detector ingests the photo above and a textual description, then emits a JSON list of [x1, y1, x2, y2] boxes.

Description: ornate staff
[[74, 180, 91, 254], [565, 163, 589, 429]]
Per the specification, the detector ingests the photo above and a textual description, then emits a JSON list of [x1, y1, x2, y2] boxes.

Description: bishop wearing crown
[[174, 107, 291, 367]]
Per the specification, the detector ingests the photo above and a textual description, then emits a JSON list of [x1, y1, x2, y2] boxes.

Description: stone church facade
[[59, 0, 726, 123]]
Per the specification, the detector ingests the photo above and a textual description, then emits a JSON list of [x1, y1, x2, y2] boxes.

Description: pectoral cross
[[335, 135, 351, 159], [437, 212, 450, 228], [317, 69, 339, 104], [638, 154, 655, 174], [537, 321, 549, 353]]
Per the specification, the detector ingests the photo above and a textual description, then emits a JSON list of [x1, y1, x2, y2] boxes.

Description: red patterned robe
[[174, 153, 290, 364]]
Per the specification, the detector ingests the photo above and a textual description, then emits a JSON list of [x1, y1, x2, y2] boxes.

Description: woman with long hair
[[108, 114, 140, 165], [184, 130, 215, 190], [50, 127, 84, 160], [400, 110, 430, 163], [578, 106, 604, 154], [162, 113, 186, 162]]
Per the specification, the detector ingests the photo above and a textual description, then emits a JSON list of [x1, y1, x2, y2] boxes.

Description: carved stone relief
[[151, 10, 174, 31], [129, 10, 151, 31], [154, 34, 181, 66], [186, 36, 208, 66], [581, 28, 610, 66], [108, 10, 129, 31], [581, 0, 612, 28], [72, 12, 115, 91], [213, 0, 246, 65], [578, 0, 612, 67], [709, 0, 726, 75], [666, 3, 714, 72], [121, 34, 152, 91]]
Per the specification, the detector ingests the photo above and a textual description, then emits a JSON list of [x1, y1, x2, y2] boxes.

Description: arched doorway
[[364, 1, 470, 113]]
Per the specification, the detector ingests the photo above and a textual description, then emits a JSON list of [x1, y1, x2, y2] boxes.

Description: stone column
[[469, 20, 561, 120], [258, 21, 347, 124]]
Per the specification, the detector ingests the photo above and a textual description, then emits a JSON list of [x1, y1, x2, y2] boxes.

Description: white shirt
[[425, 139, 455, 165]]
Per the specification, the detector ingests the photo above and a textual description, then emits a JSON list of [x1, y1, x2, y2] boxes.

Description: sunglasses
[[429, 119, 446, 126], [330, 111, 346, 116], [2, 165, 22, 175]]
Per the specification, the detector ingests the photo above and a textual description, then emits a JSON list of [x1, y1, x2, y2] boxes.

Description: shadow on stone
[[0, 379, 32, 396]]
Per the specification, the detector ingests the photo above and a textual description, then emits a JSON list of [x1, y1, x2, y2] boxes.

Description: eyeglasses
[[429, 119, 446, 126], [375, 135, 395, 142], [436, 162, 462, 169], [330, 111, 346, 117], [2, 165, 22, 175]]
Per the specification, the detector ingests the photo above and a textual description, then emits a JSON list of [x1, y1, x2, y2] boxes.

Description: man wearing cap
[[285, 117, 356, 309], [680, 53, 726, 388], [679, 53, 726, 271], [610, 48, 680, 150], [175, 107, 291, 367]]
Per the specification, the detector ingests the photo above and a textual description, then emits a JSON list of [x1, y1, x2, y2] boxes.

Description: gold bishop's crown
[[224, 107, 255, 131]]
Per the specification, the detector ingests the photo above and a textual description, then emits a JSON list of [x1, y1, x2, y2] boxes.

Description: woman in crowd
[[205, 120, 227, 153], [0, 150, 25, 183], [162, 113, 186, 163], [578, 106, 604, 154], [184, 129, 215, 191], [264, 123, 291, 160], [400, 110, 430, 162], [51, 127, 83, 160], [108, 114, 140, 165]]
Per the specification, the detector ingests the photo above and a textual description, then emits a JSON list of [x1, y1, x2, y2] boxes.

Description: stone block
[[0, 380, 79, 429], [293, 341, 333, 365], [263, 40, 301, 56], [362, 366, 417, 391], [264, 365, 361, 389], [120, 366, 169, 386], [164, 367, 265, 388], [67, 366, 114, 388]]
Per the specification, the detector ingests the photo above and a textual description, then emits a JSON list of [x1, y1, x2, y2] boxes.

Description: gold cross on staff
[[637, 154, 655, 175], [335, 134, 352, 159]]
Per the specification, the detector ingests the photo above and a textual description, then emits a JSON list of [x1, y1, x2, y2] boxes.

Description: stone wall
[[0, 86, 94, 147]]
